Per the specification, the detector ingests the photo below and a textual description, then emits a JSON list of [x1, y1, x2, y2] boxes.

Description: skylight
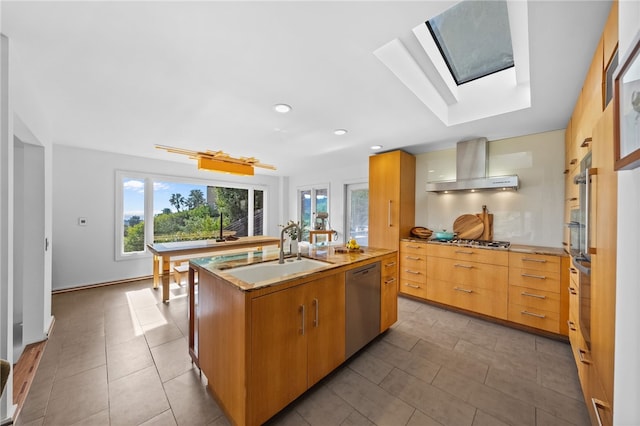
[[426, 0, 514, 85]]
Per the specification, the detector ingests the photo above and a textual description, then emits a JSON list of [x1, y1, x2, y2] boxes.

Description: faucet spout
[[279, 223, 302, 264]]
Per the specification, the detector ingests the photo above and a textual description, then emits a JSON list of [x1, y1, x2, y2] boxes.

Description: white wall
[[52, 145, 283, 290], [415, 130, 565, 247], [614, 2, 640, 424]]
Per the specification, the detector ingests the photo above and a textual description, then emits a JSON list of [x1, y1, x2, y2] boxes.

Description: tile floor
[[15, 279, 589, 426]]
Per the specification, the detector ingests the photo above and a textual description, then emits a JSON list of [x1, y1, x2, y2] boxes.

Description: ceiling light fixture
[[370, 145, 383, 150], [334, 129, 348, 136], [274, 104, 292, 113], [155, 145, 276, 176]]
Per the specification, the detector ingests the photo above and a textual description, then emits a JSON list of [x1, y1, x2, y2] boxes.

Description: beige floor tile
[[292, 385, 355, 426], [108, 365, 170, 426], [411, 339, 489, 383], [406, 409, 443, 426], [467, 381, 536, 426], [106, 334, 153, 381], [150, 336, 194, 383], [347, 351, 394, 385], [163, 369, 223, 425], [471, 410, 510, 426], [338, 409, 375, 426], [143, 321, 185, 348], [139, 409, 178, 425], [366, 340, 440, 384], [380, 367, 476, 426], [327, 367, 415, 425], [70, 409, 110, 425]]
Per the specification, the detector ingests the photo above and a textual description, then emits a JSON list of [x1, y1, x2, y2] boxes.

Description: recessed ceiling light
[[274, 104, 291, 113], [334, 129, 348, 136], [370, 145, 383, 150]]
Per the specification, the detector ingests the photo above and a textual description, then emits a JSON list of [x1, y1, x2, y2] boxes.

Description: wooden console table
[[147, 236, 280, 302]]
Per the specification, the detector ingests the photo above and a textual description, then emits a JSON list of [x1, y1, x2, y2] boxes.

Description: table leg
[[153, 255, 160, 289], [162, 256, 171, 303]]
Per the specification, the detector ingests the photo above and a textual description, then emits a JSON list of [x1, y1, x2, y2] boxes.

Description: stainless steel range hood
[[425, 138, 519, 193]]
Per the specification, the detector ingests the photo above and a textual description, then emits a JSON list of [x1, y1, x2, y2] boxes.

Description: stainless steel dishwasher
[[345, 261, 381, 358]]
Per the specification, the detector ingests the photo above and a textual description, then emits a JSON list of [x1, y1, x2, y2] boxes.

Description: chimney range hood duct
[[425, 138, 519, 193]]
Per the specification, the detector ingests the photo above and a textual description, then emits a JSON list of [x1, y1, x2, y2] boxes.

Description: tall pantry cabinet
[[368, 150, 416, 250], [564, 2, 617, 424]]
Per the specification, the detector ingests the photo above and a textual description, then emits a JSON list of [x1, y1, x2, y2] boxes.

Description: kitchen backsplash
[[414, 130, 565, 247]]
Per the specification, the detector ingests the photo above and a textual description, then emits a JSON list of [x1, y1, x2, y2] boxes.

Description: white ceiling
[[1, 1, 612, 176]]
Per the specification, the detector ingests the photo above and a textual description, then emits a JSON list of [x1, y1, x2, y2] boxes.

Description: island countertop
[[190, 244, 396, 291]]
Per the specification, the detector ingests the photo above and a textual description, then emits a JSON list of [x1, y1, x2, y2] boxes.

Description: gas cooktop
[[431, 239, 511, 249]]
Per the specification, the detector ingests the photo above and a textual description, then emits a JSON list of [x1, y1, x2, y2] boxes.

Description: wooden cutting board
[[453, 214, 484, 239]]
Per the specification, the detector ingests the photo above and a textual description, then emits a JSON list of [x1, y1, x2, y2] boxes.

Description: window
[[298, 185, 329, 241], [121, 177, 146, 254], [426, 0, 514, 85], [345, 183, 368, 246], [116, 171, 266, 259]]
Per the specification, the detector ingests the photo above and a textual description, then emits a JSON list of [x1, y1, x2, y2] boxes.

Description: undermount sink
[[225, 258, 331, 284]]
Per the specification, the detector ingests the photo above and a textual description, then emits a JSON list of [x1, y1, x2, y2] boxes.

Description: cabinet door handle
[[521, 310, 546, 319], [522, 257, 547, 263], [521, 291, 546, 299], [384, 261, 396, 267], [404, 269, 421, 275], [300, 305, 305, 335], [384, 277, 397, 285], [592, 398, 610, 426], [404, 283, 421, 289], [388, 200, 392, 227], [521, 273, 546, 280], [405, 256, 421, 260], [578, 348, 592, 364], [313, 298, 319, 327], [453, 287, 473, 293], [455, 250, 474, 255], [454, 263, 473, 269]]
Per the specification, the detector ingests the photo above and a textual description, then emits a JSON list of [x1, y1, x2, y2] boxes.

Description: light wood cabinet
[[564, 1, 617, 420], [369, 150, 415, 251], [380, 254, 398, 332], [399, 240, 427, 299], [507, 252, 564, 334], [250, 274, 345, 423], [426, 244, 508, 319]]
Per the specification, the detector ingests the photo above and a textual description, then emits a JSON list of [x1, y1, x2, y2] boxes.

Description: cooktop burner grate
[[437, 239, 511, 249]]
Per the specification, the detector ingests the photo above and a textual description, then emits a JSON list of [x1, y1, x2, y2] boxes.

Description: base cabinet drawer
[[399, 278, 427, 299], [507, 303, 560, 333], [509, 268, 560, 292], [508, 286, 560, 313], [428, 258, 508, 289], [427, 279, 507, 319]]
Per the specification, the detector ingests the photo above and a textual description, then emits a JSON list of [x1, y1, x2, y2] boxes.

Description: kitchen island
[[188, 245, 397, 426]]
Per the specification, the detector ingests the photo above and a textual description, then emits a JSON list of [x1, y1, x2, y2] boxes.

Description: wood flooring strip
[[13, 339, 48, 421]]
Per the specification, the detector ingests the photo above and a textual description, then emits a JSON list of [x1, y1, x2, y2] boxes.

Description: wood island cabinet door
[[306, 275, 345, 387], [250, 285, 308, 425]]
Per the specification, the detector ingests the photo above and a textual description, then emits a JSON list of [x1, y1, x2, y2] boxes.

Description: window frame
[[115, 170, 268, 261]]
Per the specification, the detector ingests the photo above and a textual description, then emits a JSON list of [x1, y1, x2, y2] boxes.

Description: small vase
[[290, 239, 299, 254]]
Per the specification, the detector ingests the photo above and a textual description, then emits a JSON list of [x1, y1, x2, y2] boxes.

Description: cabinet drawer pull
[[300, 305, 305, 335], [403, 283, 421, 289], [521, 291, 546, 299], [578, 348, 592, 364], [454, 263, 473, 269], [521, 310, 545, 319], [405, 245, 423, 249], [569, 267, 578, 275], [313, 298, 319, 327], [521, 273, 546, 280], [455, 250, 474, 255], [404, 269, 421, 275], [568, 286, 577, 295], [384, 277, 397, 285], [592, 398, 610, 426], [388, 200, 392, 227], [570, 158, 578, 165], [453, 287, 473, 293], [384, 261, 397, 267], [567, 320, 577, 331], [405, 256, 422, 261], [522, 257, 547, 263]]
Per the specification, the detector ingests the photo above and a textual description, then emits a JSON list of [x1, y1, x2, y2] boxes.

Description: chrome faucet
[[279, 223, 302, 264]]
